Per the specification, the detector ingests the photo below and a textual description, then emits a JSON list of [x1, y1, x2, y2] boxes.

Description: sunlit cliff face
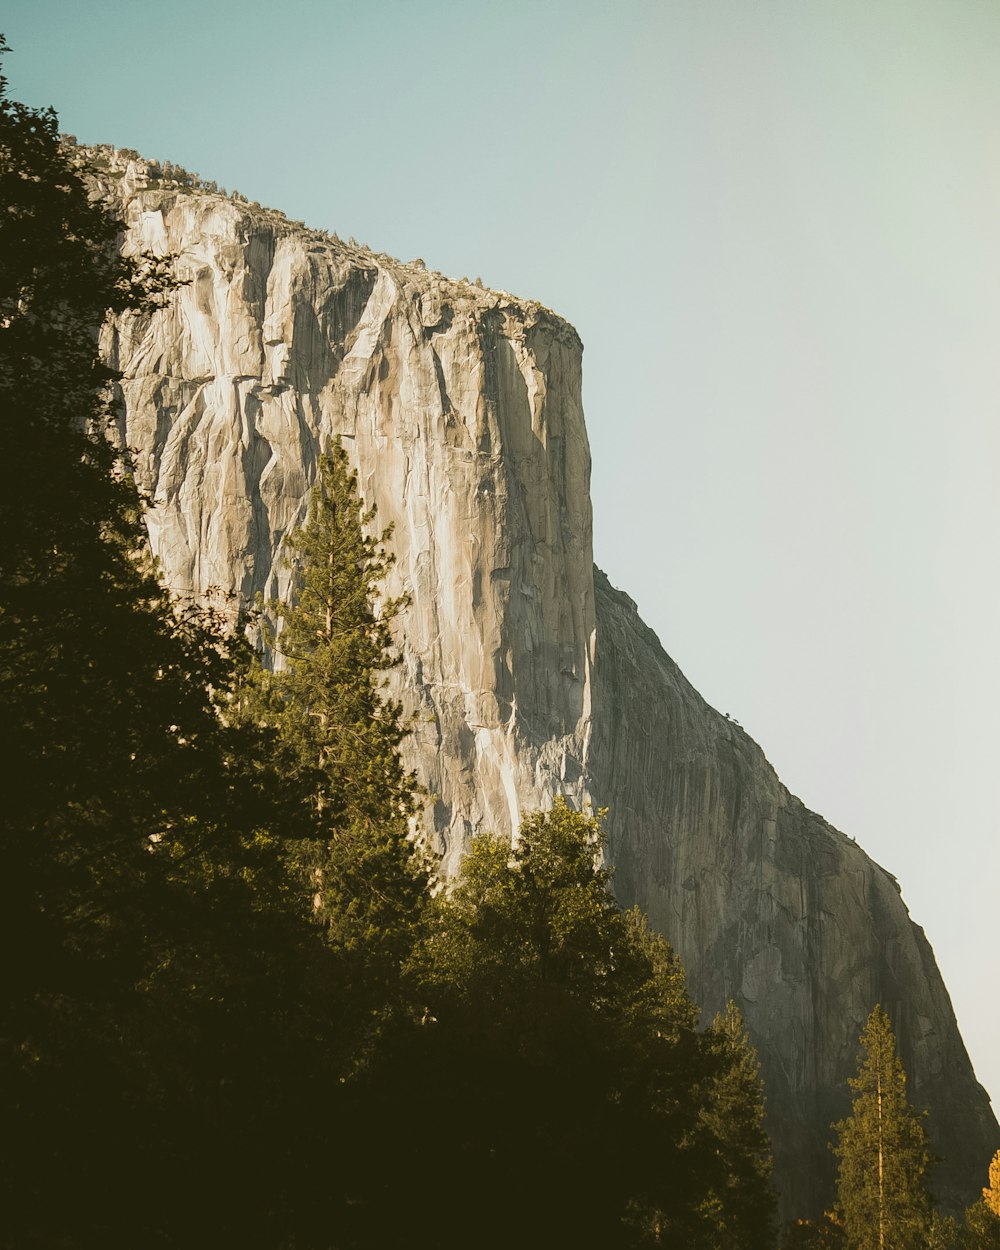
[[94, 148, 998, 1218]]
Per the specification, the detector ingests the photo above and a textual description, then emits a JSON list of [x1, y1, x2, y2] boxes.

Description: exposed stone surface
[[91, 147, 997, 1216], [94, 150, 594, 882], [589, 568, 997, 1215]]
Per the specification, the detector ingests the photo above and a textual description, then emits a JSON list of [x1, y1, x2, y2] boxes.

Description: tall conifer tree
[[833, 1004, 933, 1250], [246, 444, 428, 982], [367, 800, 733, 1250], [255, 444, 418, 829], [699, 1001, 777, 1248], [0, 37, 341, 1245]]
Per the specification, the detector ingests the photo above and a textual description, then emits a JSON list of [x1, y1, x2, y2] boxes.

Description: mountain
[[89, 144, 997, 1217]]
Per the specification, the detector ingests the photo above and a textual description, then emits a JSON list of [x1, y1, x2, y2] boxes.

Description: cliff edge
[[88, 145, 997, 1216]]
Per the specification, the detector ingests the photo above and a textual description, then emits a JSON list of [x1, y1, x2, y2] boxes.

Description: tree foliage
[[985, 1152, 1000, 1219], [833, 1004, 934, 1250], [781, 1211, 847, 1249], [699, 1001, 777, 1248], [0, 37, 340, 1246], [252, 443, 418, 828], [242, 444, 430, 1001], [338, 800, 774, 1249], [963, 1151, 1000, 1250]]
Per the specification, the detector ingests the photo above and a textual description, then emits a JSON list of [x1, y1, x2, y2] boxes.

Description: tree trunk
[[877, 1060, 885, 1250]]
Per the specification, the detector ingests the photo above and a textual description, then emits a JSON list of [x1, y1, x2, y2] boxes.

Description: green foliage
[[335, 800, 768, 1249], [0, 38, 341, 1245], [698, 1001, 777, 1248], [252, 443, 418, 829], [241, 444, 429, 998], [833, 1004, 934, 1250], [962, 1151, 1000, 1250], [926, 1212, 961, 1250], [781, 1211, 847, 1248], [965, 1201, 1000, 1250]]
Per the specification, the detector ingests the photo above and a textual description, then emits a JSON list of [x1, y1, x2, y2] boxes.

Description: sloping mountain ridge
[[590, 568, 996, 1215], [87, 144, 997, 1216]]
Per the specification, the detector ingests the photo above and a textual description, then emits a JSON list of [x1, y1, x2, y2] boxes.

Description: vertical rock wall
[[94, 151, 997, 1216], [99, 158, 594, 880], [589, 569, 998, 1217]]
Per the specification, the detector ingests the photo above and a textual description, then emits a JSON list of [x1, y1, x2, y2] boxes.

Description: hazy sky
[[5, 0, 998, 1115]]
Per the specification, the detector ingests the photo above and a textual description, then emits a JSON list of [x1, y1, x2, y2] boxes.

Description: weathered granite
[[94, 150, 594, 882], [589, 567, 998, 1216], [90, 147, 997, 1216]]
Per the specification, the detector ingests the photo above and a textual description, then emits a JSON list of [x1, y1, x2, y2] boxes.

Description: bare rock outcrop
[[93, 149, 594, 881], [590, 567, 997, 1215], [90, 147, 997, 1215]]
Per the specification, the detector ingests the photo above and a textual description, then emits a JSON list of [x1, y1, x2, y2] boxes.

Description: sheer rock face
[[589, 569, 997, 1216], [96, 153, 996, 1215], [99, 158, 594, 880]]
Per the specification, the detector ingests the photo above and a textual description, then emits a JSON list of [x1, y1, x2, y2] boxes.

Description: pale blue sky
[[5, 0, 998, 1116]]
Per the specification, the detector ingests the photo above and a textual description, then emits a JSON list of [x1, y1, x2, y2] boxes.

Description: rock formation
[[590, 569, 997, 1215], [90, 146, 997, 1217]]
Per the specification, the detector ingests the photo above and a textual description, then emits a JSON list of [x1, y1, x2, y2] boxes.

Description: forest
[[1, 37, 998, 1249]]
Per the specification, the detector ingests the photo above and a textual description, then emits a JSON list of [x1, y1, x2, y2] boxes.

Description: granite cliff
[[90, 146, 997, 1216]]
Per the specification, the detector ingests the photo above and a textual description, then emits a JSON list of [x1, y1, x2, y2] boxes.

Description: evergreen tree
[[963, 1151, 1000, 1250], [927, 1212, 961, 1250], [698, 1001, 777, 1248], [243, 443, 429, 1021], [0, 40, 340, 1245], [356, 800, 731, 1249], [833, 1004, 934, 1250], [253, 442, 418, 829]]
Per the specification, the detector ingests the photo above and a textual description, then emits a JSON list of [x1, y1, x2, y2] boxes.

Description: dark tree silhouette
[[0, 38, 339, 1247]]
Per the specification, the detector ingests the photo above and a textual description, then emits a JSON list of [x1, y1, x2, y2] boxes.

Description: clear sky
[[5, 0, 998, 1116]]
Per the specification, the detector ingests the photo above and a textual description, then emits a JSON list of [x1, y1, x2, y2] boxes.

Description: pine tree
[[833, 1004, 934, 1250], [986, 1153, 1000, 1219], [245, 443, 429, 988], [377, 800, 727, 1250], [698, 1001, 777, 1249], [963, 1150, 1000, 1250], [254, 443, 418, 829], [0, 40, 339, 1244]]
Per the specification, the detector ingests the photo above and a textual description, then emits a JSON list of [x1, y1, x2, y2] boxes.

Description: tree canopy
[[833, 1004, 933, 1250], [337, 800, 775, 1249], [240, 443, 431, 1018], [250, 443, 419, 832], [963, 1151, 1000, 1250], [0, 37, 339, 1245], [699, 1001, 777, 1248]]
